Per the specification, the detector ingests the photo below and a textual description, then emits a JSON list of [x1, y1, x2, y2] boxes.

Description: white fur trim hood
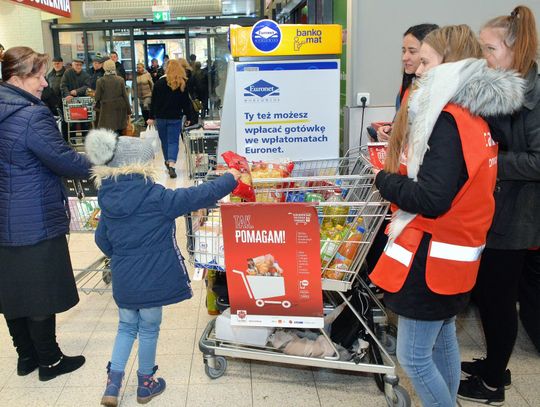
[[91, 164, 158, 189], [389, 58, 526, 241]]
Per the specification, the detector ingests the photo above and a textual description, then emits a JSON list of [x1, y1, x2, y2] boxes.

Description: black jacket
[[115, 61, 126, 81], [60, 68, 90, 97], [486, 64, 540, 250], [375, 112, 469, 320], [149, 77, 197, 123]]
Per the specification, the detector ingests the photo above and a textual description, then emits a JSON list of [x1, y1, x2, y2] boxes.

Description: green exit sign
[[153, 10, 170, 22]]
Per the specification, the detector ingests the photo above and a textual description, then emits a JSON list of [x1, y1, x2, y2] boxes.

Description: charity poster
[[235, 60, 340, 161], [221, 203, 324, 328]]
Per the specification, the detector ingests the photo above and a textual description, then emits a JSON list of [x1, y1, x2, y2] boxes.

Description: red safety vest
[[370, 104, 499, 295]]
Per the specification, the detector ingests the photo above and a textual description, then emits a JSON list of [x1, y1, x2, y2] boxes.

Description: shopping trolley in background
[[183, 121, 220, 179], [62, 96, 95, 151], [185, 148, 411, 407], [65, 178, 111, 294]]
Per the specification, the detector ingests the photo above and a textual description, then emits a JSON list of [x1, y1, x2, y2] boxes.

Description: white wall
[[0, 1, 45, 52], [346, 0, 540, 150]]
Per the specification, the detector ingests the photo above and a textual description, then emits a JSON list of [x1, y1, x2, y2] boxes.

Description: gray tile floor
[[1, 150, 538, 406]]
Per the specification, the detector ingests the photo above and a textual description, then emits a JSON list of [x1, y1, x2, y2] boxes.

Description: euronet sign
[[11, 0, 71, 18]]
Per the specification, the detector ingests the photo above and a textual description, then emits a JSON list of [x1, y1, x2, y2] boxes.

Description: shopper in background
[[147, 58, 197, 179], [136, 62, 153, 123], [192, 61, 209, 118], [109, 51, 126, 81], [84, 129, 240, 407], [459, 6, 540, 405], [369, 26, 525, 407], [94, 59, 131, 134], [87, 55, 107, 92], [373, 23, 439, 142], [0, 46, 90, 381], [148, 58, 163, 84], [60, 58, 90, 100], [162, 54, 170, 71], [41, 56, 65, 116]]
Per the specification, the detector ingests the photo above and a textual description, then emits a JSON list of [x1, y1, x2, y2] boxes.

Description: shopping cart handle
[[184, 123, 203, 131]]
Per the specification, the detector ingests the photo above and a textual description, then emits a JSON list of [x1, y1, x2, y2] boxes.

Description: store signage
[[11, 0, 71, 18], [234, 60, 340, 161], [152, 5, 170, 22], [230, 21, 342, 57], [221, 203, 323, 328]]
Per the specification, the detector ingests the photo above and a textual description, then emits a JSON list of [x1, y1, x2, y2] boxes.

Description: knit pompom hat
[[85, 128, 154, 167]]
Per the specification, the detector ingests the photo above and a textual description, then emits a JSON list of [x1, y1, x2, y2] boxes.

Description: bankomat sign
[[12, 0, 71, 17], [251, 20, 282, 53], [244, 80, 280, 98]]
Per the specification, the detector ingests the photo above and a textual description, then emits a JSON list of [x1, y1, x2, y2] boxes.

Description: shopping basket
[[186, 147, 410, 406]]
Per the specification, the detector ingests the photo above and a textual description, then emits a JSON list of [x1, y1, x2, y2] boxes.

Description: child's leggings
[[110, 306, 163, 375]]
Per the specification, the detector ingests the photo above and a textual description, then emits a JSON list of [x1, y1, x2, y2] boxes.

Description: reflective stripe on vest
[[384, 241, 414, 267], [429, 241, 485, 262]]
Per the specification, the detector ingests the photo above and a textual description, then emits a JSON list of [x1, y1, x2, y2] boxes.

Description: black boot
[[5, 317, 39, 376], [26, 315, 86, 381]]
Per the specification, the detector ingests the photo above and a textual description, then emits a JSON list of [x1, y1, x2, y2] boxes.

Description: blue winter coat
[[0, 83, 91, 246], [94, 168, 237, 309]]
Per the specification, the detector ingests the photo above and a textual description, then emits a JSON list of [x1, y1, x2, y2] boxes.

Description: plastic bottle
[[323, 191, 349, 227], [206, 269, 220, 315], [338, 226, 365, 262], [324, 226, 365, 281]]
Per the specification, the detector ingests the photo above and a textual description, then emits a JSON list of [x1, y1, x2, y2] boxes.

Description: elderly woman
[[136, 62, 153, 122], [95, 59, 131, 133], [0, 46, 90, 381]]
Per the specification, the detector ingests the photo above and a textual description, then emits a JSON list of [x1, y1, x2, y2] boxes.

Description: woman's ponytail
[[510, 6, 538, 76]]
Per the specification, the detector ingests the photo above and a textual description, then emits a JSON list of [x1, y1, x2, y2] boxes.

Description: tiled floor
[[1, 148, 539, 406]]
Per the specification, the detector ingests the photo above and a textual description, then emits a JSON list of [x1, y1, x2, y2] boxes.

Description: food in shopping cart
[[246, 254, 284, 277], [322, 226, 365, 280], [251, 161, 295, 202], [322, 191, 350, 228], [221, 151, 255, 202], [367, 142, 388, 170]]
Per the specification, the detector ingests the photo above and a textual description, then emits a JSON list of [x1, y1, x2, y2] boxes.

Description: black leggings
[[473, 248, 528, 387]]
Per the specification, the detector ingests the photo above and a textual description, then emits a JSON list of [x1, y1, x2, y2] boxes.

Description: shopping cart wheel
[[102, 270, 112, 285], [385, 384, 411, 407], [204, 356, 227, 379], [381, 333, 397, 356]]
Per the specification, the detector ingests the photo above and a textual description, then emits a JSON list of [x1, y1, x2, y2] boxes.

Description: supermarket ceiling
[[77, 0, 259, 18]]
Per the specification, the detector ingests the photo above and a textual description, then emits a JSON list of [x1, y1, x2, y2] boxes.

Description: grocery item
[[367, 142, 388, 170], [323, 191, 349, 227], [206, 269, 220, 315], [221, 151, 256, 202], [251, 161, 295, 202], [305, 192, 324, 202]]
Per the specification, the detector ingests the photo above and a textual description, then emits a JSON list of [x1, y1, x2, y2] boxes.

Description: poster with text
[[221, 203, 323, 328], [235, 60, 340, 161]]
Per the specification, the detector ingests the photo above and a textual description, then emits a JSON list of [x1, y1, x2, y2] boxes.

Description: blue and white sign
[[234, 60, 340, 161], [251, 20, 282, 53]]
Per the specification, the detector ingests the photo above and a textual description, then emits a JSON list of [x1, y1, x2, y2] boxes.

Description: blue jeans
[[110, 307, 163, 375], [396, 316, 460, 407], [156, 119, 182, 163]]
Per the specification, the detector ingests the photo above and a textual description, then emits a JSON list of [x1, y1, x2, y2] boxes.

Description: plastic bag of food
[[221, 151, 256, 202], [251, 161, 295, 202]]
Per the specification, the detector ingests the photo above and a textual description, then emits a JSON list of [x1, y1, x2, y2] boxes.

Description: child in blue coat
[[85, 129, 239, 406]]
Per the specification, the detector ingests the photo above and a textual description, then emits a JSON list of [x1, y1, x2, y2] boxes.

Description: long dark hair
[[400, 23, 439, 101]]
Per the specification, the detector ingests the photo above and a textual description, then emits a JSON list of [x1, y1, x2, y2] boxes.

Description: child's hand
[[227, 168, 242, 181]]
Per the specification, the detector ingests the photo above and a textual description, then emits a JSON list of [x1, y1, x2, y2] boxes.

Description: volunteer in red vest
[[459, 6, 540, 405], [369, 25, 525, 407]]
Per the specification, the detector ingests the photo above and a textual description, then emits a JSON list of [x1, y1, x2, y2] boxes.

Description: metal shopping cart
[[62, 97, 95, 151], [183, 122, 219, 180], [65, 178, 111, 295], [185, 148, 411, 407]]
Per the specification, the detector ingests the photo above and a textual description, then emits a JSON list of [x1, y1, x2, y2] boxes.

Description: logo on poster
[[244, 80, 280, 98], [251, 20, 282, 53]]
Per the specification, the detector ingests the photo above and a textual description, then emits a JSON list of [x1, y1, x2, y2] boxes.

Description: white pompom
[[84, 129, 118, 165]]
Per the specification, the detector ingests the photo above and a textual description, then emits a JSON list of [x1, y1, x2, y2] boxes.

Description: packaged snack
[[251, 161, 295, 202], [367, 142, 388, 170], [221, 151, 256, 202]]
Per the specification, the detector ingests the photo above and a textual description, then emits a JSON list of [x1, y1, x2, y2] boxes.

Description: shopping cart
[[185, 148, 411, 406], [65, 178, 111, 295], [183, 122, 219, 180], [62, 97, 95, 151]]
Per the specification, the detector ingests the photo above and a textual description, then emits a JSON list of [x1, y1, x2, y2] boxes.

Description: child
[[84, 129, 240, 406]]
